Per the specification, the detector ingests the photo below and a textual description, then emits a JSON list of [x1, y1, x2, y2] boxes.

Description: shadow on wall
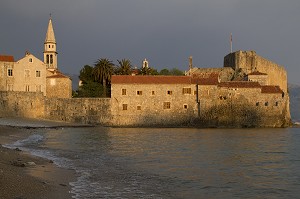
[[195, 104, 262, 128]]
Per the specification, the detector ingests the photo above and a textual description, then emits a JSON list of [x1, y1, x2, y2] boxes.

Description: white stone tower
[[44, 16, 57, 70], [142, 58, 149, 68]]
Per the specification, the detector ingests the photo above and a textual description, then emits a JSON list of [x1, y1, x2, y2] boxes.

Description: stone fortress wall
[[0, 50, 291, 128], [224, 51, 288, 92]]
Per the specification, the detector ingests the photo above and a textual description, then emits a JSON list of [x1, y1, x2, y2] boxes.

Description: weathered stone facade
[[110, 74, 290, 127], [0, 18, 72, 99], [224, 51, 288, 92]]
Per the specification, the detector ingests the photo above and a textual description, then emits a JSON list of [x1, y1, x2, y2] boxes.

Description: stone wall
[[44, 97, 111, 125], [111, 82, 290, 127], [46, 77, 72, 98], [0, 91, 45, 118], [111, 83, 198, 126], [223, 51, 288, 92]]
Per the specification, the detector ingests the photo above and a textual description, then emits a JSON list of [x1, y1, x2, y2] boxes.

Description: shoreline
[[0, 117, 76, 199]]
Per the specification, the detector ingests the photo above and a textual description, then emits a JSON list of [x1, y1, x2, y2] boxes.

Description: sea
[[4, 127, 300, 199]]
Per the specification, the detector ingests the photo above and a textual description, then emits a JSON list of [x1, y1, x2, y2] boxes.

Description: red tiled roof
[[248, 71, 267, 76], [261, 86, 283, 94], [191, 73, 219, 85], [0, 55, 14, 62], [218, 81, 261, 88], [112, 75, 192, 84], [47, 71, 70, 79]]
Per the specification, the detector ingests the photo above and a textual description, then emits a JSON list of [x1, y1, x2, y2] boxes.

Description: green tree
[[77, 81, 105, 97], [140, 67, 158, 75], [116, 59, 132, 75], [93, 58, 114, 97], [170, 68, 184, 76], [79, 65, 94, 83], [159, 68, 170, 75]]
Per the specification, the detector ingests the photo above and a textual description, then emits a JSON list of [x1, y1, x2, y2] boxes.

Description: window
[[7, 69, 13, 76], [167, 90, 172, 95], [137, 105, 141, 110], [163, 102, 171, 109], [256, 102, 260, 106], [152, 91, 155, 95], [25, 85, 30, 92], [275, 102, 279, 106], [182, 88, 191, 94], [29, 58, 33, 63], [46, 55, 49, 64], [122, 89, 126, 95], [25, 70, 30, 78], [265, 102, 269, 106], [52, 45, 54, 48], [50, 55, 53, 64], [183, 104, 188, 109], [122, 104, 128, 110], [137, 91, 142, 95], [36, 71, 41, 77], [194, 90, 197, 95], [49, 45, 51, 48]]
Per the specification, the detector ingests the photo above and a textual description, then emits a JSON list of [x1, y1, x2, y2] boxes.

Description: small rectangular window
[[163, 102, 171, 109], [137, 91, 142, 95], [183, 104, 188, 109], [137, 105, 141, 110], [25, 85, 30, 92], [152, 91, 155, 95], [167, 91, 172, 95], [265, 102, 269, 106], [122, 104, 128, 110], [256, 102, 259, 106], [182, 88, 191, 94], [36, 71, 41, 77], [7, 69, 13, 77], [275, 102, 278, 106], [122, 89, 126, 95]]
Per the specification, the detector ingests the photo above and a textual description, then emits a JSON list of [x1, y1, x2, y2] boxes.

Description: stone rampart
[[0, 91, 45, 118], [224, 51, 288, 92], [44, 98, 112, 125]]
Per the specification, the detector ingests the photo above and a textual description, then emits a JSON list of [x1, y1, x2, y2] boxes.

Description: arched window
[[29, 58, 33, 63], [46, 55, 49, 64], [49, 45, 51, 48], [50, 55, 53, 64]]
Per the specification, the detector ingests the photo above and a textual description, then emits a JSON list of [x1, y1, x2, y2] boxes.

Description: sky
[[1, 0, 300, 85]]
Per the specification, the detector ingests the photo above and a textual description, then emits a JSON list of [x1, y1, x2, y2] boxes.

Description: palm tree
[[116, 59, 132, 75], [93, 58, 114, 97]]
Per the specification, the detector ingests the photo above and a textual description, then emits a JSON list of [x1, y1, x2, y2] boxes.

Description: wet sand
[[0, 117, 77, 199]]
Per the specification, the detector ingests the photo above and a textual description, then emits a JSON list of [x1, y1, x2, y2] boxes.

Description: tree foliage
[[115, 59, 132, 75]]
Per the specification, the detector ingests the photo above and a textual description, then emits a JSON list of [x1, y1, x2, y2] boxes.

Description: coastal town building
[[0, 17, 72, 98], [0, 17, 291, 127]]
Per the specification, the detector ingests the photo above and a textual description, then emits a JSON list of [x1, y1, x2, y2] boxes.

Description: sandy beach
[[0, 117, 77, 199]]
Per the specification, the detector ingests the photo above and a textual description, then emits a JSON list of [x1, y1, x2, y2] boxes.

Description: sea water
[[6, 127, 300, 199]]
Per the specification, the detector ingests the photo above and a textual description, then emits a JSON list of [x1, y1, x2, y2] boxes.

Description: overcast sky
[[1, 0, 300, 85]]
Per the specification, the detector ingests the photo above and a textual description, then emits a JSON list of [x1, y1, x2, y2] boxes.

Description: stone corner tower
[[44, 16, 58, 70]]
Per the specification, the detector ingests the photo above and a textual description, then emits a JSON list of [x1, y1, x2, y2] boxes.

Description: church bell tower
[[44, 16, 57, 70]]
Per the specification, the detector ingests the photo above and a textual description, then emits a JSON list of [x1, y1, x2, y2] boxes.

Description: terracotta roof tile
[[47, 71, 70, 79], [0, 55, 14, 62], [191, 73, 219, 85], [248, 71, 267, 76], [218, 81, 261, 88], [261, 86, 283, 94], [112, 75, 192, 84]]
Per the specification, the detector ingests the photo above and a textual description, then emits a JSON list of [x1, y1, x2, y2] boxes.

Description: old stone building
[[0, 17, 71, 98], [111, 51, 290, 127]]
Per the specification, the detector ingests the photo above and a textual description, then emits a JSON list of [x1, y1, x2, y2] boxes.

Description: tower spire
[[44, 16, 57, 70]]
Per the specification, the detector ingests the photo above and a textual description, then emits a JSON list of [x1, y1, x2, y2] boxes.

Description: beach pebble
[[26, 162, 36, 166], [15, 148, 22, 151]]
